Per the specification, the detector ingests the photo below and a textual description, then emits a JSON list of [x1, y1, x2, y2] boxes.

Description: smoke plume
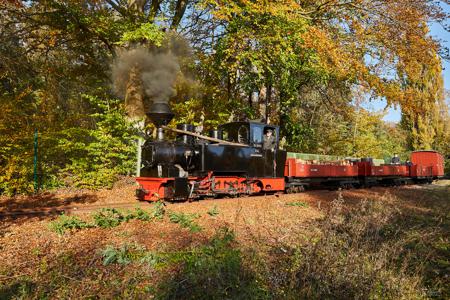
[[111, 46, 180, 116]]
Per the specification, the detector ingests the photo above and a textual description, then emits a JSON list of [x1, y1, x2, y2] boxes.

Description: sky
[[364, 6, 450, 123]]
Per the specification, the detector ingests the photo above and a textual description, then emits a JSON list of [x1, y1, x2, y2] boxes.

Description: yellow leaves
[[15, 86, 33, 101], [302, 27, 355, 79], [208, 0, 303, 22], [49, 30, 60, 47]]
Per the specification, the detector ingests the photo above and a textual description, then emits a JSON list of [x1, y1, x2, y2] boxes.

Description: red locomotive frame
[[137, 173, 285, 201]]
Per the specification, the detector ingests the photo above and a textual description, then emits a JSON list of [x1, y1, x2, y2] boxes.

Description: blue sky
[[364, 6, 450, 123]]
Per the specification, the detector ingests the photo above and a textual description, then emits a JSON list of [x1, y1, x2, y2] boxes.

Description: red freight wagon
[[368, 165, 409, 177], [284, 158, 359, 178], [357, 162, 409, 177], [410, 151, 445, 177]]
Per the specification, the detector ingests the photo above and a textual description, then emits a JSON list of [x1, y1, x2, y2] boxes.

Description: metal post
[[33, 128, 38, 193], [134, 120, 145, 178]]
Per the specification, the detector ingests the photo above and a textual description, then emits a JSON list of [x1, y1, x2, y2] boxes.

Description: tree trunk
[[258, 86, 266, 121], [125, 65, 146, 120], [149, 0, 163, 21], [127, 0, 146, 13], [171, 0, 189, 29]]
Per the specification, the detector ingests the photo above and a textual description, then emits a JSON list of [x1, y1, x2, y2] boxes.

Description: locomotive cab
[[201, 121, 285, 178], [218, 122, 280, 149]]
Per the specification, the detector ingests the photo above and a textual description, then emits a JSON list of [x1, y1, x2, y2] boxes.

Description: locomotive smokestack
[[147, 102, 174, 140], [147, 102, 174, 127]]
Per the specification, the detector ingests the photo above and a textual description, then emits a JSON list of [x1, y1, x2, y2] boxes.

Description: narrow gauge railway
[[136, 103, 445, 202]]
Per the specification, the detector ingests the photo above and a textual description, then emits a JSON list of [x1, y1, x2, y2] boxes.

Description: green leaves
[[207, 205, 219, 217], [118, 23, 165, 46], [168, 211, 202, 232], [52, 95, 137, 189], [49, 215, 92, 235], [102, 244, 139, 266], [50, 206, 165, 235], [93, 208, 126, 229]]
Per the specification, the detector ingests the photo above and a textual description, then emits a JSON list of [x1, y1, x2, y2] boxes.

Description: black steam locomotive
[[137, 102, 287, 201]]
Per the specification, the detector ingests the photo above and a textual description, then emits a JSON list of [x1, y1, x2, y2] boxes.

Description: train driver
[[263, 128, 276, 150]]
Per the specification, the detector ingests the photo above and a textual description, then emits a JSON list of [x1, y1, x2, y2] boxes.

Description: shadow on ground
[[0, 193, 99, 237], [0, 193, 99, 212]]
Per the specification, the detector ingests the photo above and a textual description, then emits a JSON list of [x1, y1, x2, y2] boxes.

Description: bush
[[49, 207, 162, 235], [0, 155, 35, 196], [151, 201, 166, 220], [49, 214, 91, 235], [0, 95, 138, 195], [102, 244, 142, 266], [52, 95, 138, 189], [124, 207, 152, 221]]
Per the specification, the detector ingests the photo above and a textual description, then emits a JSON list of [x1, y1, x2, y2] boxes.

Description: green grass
[[285, 201, 308, 207], [156, 227, 267, 299]]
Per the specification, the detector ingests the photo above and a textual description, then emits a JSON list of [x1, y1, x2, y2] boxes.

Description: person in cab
[[263, 128, 276, 150]]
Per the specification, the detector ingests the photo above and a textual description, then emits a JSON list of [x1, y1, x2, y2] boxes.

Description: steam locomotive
[[136, 103, 445, 201]]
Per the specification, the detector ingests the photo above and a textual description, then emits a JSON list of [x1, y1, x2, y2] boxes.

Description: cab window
[[221, 129, 230, 141], [238, 125, 249, 144], [219, 124, 237, 142], [252, 126, 263, 144]]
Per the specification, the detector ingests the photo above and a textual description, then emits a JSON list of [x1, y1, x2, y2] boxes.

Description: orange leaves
[[301, 26, 369, 83], [48, 30, 61, 47]]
